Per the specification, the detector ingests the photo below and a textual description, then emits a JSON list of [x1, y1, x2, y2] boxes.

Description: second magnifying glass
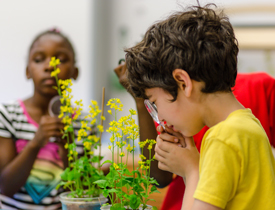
[[144, 99, 165, 130]]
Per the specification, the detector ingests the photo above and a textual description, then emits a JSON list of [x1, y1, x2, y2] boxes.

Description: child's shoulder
[[204, 108, 266, 146], [0, 100, 21, 115]]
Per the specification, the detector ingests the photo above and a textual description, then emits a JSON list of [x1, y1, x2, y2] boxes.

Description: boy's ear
[[172, 69, 192, 97], [72, 67, 79, 80], [26, 66, 31, 79]]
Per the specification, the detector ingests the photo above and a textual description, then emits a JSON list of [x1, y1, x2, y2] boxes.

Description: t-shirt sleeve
[[194, 139, 241, 209], [0, 104, 14, 138]]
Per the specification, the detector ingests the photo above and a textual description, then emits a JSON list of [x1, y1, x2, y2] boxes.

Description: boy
[[125, 5, 275, 210]]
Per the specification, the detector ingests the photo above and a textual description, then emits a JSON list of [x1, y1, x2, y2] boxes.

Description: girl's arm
[[0, 137, 40, 197], [0, 115, 64, 197]]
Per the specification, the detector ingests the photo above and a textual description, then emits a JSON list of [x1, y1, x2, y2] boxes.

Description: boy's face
[[26, 34, 78, 97], [145, 87, 204, 137]]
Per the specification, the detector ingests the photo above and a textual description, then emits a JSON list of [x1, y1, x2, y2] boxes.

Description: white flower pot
[[60, 192, 108, 210]]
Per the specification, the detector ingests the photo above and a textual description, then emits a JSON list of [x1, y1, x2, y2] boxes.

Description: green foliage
[[50, 57, 105, 198], [94, 99, 160, 210]]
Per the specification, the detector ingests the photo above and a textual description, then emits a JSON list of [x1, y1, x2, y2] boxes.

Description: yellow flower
[[49, 57, 60, 67], [91, 100, 98, 106], [120, 152, 125, 157], [108, 110, 112, 115], [100, 116, 106, 121], [115, 133, 122, 138], [58, 113, 64, 118], [50, 68, 61, 77], [83, 141, 92, 150], [126, 144, 132, 152], [110, 136, 115, 143], [108, 145, 112, 150], [113, 163, 119, 170], [139, 154, 146, 160], [64, 143, 68, 149], [97, 125, 104, 133]]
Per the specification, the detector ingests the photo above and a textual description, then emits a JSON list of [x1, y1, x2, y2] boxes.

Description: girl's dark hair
[[28, 28, 76, 62], [125, 4, 239, 101]]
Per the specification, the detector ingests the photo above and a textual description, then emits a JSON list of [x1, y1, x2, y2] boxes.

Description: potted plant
[[94, 98, 159, 210], [50, 57, 108, 210]]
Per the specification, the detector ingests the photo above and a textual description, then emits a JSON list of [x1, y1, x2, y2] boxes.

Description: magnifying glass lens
[[144, 99, 165, 129]]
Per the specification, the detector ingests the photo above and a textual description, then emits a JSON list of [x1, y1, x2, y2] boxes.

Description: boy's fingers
[[159, 132, 180, 144], [157, 125, 164, 133], [158, 126, 186, 147], [156, 135, 170, 153], [154, 151, 166, 162], [178, 138, 186, 147], [158, 161, 170, 172], [164, 125, 182, 139]]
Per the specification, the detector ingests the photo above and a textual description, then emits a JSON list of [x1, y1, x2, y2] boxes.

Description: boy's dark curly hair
[[125, 4, 239, 101]]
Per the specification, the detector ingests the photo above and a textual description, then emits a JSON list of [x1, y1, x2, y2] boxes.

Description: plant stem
[[98, 87, 105, 170]]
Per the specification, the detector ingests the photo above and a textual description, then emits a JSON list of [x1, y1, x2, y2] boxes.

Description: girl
[[0, 29, 81, 209]]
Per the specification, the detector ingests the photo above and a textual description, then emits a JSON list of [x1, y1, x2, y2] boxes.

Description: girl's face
[[145, 87, 204, 137], [27, 34, 78, 97]]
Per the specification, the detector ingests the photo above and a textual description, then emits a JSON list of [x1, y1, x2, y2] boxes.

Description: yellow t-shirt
[[194, 109, 275, 210]]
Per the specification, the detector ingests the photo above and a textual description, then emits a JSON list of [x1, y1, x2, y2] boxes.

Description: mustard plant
[[50, 57, 105, 198], [94, 98, 159, 210]]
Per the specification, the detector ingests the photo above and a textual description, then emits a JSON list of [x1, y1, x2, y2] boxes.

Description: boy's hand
[[155, 134, 199, 178], [157, 125, 186, 147], [32, 116, 64, 148]]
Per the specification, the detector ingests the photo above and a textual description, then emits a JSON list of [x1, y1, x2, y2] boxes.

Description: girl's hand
[[157, 125, 186, 147], [154, 134, 199, 179], [114, 62, 136, 97], [33, 116, 64, 148]]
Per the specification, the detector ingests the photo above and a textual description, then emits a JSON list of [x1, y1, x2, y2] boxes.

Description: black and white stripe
[[0, 100, 85, 210]]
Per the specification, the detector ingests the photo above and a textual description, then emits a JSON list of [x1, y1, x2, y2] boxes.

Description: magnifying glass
[[144, 99, 165, 130], [48, 95, 62, 142], [49, 95, 62, 117]]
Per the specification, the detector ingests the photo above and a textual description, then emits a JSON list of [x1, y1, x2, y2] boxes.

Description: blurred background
[[1, 0, 275, 208], [1, 0, 275, 146]]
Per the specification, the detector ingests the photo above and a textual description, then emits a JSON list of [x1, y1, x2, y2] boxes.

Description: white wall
[[1, 0, 275, 120], [0, 0, 94, 108]]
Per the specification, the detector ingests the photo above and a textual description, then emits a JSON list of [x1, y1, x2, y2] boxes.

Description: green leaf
[[102, 160, 113, 165], [94, 180, 107, 188], [103, 189, 109, 198], [129, 194, 141, 209], [111, 203, 125, 210], [60, 168, 70, 181], [108, 188, 119, 193], [152, 206, 158, 210], [150, 185, 159, 193], [55, 183, 61, 190]]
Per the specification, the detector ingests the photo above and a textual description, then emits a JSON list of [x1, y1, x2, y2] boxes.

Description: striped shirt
[[0, 100, 84, 210]]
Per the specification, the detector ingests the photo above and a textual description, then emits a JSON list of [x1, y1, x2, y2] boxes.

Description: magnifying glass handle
[[158, 121, 166, 130]]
